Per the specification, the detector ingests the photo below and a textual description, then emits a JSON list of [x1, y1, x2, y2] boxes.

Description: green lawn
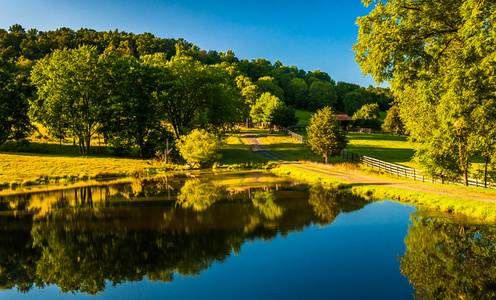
[[295, 110, 313, 125], [346, 132, 416, 167]]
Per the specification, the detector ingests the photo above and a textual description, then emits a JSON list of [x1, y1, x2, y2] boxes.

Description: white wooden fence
[[282, 128, 306, 143], [341, 150, 495, 189]]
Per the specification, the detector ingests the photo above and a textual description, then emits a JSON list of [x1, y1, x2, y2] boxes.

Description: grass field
[[295, 110, 314, 125], [346, 132, 416, 167], [0, 131, 272, 188]]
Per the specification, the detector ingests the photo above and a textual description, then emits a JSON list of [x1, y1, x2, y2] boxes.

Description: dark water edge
[[1, 171, 495, 299]]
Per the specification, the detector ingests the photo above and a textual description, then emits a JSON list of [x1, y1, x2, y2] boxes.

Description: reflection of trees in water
[[29, 220, 242, 295], [251, 190, 283, 220], [399, 217, 496, 299], [0, 177, 375, 295], [176, 179, 226, 211], [308, 184, 370, 225]]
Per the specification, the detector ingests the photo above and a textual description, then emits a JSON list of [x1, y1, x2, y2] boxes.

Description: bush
[[176, 129, 222, 167]]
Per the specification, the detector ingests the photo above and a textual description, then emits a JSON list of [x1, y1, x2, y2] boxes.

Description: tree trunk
[[85, 135, 91, 155], [325, 153, 328, 164]]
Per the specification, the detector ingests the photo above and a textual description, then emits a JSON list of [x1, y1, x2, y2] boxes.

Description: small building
[[333, 114, 351, 132]]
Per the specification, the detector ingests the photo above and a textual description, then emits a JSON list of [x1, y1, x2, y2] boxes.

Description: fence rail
[[282, 128, 306, 143], [341, 150, 495, 189]]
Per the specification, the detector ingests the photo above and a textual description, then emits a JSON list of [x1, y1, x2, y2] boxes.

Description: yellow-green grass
[[0, 132, 272, 190], [271, 163, 496, 222], [217, 135, 269, 167], [350, 184, 496, 222], [346, 132, 416, 167], [0, 152, 170, 188], [246, 128, 344, 163]]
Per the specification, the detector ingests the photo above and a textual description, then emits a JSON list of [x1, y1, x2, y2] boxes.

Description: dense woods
[[0, 24, 393, 157]]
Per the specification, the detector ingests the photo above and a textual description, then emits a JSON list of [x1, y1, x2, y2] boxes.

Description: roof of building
[[333, 114, 351, 121]]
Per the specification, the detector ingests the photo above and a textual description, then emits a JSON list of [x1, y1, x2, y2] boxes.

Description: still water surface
[[1, 171, 495, 299]]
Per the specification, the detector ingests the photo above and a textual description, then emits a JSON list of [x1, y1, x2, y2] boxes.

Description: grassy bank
[[271, 163, 496, 222], [0, 132, 272, 189]]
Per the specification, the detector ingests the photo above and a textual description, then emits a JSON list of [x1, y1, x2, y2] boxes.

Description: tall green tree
[[143, 52, 243, 139], [30, 46, 107, 154], [285, 77, 308, 108], [343, 88, 372, 116], [249, 92, 284, 125], [351, 103, 381, 129], [382, 104, 405, 134], [100, 54, 161, 157], [271, 105, 298, 128], [354, 0, 496, 185], [0, 65, 32, 146], [306, 106, 348, 164], [308, 80, 337, 112]]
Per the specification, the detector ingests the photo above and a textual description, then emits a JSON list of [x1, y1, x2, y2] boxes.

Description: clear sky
[[0, 0, 377, 87]]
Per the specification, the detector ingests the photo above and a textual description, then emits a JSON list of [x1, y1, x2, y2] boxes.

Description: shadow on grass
[[0, 141, 143, 159], [344, 146, 415, 164]]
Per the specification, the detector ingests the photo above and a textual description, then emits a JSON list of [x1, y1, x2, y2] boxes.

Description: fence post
[[414, 169, 416, 181]]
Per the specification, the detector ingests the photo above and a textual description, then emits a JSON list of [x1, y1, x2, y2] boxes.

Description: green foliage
[[271, 105, 298, 128], [255, 76, 285, 101], [351, 103, 381, 129], [100, 54, 162, 157], [307, 80, 337, 111], [399, 217, 496, 299], [306, 106, 348, 163], [176, 129, 222, 167], [249, 92, 284, 124], [30, 46, 106, 154], [144, 52, 243, 139], [285, 77, 308, 108], [0, 66, 32, 146], [354, 0, 496, 185], [381, 104, 405, 134], [343, 88, 372, 115]]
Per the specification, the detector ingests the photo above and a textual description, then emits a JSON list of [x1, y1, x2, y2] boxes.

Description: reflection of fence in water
[[341, 150, 495, 189]]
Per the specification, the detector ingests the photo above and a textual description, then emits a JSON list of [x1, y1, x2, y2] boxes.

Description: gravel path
[[242, 133, 496, 203]]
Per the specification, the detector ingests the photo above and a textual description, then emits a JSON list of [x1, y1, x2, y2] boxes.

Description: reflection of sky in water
[[0, 172, 453, 299]]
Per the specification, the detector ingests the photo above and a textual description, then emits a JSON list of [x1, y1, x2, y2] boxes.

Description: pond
[[1, 171, 496, 299]]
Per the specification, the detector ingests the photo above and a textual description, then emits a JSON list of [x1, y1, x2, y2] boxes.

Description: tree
[[354, 0, 496, 185], [382, 104, 405, 134], [351, 103, 381, 129], [143, 52, 243, 139], [100, 54, 161, 157], [176, 129, 222, 167], [343, 88, 372, 116], [271, 105, 298, 128], [255, 76, 285, 101], [308, 80, 337, 112], [30, 46, 106, 154], [285, 77, 308, 109], [335, 81, 360, 112], [249, 92, 284, 125], [0, 66, 32, 146], [306, 106, 348, 163]]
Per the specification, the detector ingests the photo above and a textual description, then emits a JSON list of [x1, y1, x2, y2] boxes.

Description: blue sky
[[0, 0, 377, 87]]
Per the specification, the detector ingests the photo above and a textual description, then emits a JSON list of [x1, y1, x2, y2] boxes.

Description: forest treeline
[[0, 24, 393, 157]]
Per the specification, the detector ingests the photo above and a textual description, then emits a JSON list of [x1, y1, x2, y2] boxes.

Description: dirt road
[[242, 133, 496, 203]]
